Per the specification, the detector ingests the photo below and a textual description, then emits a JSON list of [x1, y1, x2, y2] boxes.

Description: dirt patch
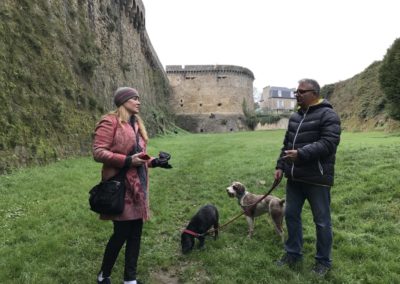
[[148, 261, 210, 284], [149, 267, 180, 284]]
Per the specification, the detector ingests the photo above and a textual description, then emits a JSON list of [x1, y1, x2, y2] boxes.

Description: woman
[[92, 87, 171, 284]]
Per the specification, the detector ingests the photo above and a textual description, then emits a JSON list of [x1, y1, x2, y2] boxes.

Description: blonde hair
[[107, 106, 149, 142]]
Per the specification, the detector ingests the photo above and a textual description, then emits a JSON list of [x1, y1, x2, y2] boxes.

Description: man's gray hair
[[298, 78, 320, 95]]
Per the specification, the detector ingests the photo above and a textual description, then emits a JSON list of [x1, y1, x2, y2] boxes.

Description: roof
[[267, 86, 295, 99]]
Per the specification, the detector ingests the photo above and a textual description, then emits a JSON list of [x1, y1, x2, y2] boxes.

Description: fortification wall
[[255, 118, 289, 131], [0, 0, 172, 173], [88, 0, 168, 109], [166, 65, 254, 132]]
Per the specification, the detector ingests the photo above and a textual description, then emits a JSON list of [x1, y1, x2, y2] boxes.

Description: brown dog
[[226, 181, 285, 240]]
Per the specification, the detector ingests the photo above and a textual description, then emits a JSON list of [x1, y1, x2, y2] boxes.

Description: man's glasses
[[294, 89, 315, 95]]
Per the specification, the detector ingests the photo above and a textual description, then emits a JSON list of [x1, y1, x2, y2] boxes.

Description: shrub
[[78, 54, 98, 77], [379, 37, 400, 120]]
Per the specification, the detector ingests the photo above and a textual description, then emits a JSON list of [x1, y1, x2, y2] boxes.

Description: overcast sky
[[144, 0, 400, 92]]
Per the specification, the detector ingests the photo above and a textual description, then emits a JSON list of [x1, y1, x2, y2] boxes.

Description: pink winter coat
[[92, 114, 152, 221]]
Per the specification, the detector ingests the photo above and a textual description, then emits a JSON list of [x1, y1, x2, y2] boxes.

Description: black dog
[[181, 204, 219, 254]]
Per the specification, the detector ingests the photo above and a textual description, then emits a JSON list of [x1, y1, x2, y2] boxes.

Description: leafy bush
[[258, 114, 281, 125], [242, 99, 258, 130], [78, 54, 98, 77], [320, 83, 335, 100], [379, 37, 400, 120]]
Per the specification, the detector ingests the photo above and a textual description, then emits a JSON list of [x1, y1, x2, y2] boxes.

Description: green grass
[[1, 130, 400, 283]]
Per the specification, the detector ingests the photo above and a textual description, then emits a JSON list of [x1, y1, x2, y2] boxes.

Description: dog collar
[[183, 229, 200, 237]]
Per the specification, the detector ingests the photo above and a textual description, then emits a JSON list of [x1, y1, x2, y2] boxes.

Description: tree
[[379, 38, 400, 120], [320, 84, 335, 100]]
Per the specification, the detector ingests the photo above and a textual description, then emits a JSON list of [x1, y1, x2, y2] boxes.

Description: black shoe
[[311, 262, 330, 276], [276, 254, 301, 267]]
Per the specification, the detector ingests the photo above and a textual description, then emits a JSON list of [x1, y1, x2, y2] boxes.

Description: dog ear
[[232, 181, 241, 188], [233, 182, 245, 193]]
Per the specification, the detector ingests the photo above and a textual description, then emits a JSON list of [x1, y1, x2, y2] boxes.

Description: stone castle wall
[[166, 65, 255, 133], [88, 0, 168, 109], [255, 118, 289, 130], [0, 0, 172, 172]]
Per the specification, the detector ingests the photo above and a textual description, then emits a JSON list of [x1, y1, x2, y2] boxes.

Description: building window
[[278, 90, 282, 97]]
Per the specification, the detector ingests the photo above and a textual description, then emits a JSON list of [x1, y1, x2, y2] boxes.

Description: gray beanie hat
[[114, 87, 139, 107]]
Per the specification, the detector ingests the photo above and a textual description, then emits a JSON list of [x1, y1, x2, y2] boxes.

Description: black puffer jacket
[[276, 99, 341, 186]]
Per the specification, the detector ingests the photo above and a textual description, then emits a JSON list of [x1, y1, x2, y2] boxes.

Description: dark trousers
[[284, 179, 332, 267], [101, 219, 143, 281]]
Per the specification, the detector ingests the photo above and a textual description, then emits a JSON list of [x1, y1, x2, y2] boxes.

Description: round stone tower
[[166, 65, 255, 133]]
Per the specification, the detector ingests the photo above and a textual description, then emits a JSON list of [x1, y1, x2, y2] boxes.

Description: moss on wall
[[0, 0, 174, 173], [323, 61, 400, 131]]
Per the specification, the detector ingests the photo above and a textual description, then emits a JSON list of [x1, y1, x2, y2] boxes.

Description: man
[[274, 78, 341, 276]]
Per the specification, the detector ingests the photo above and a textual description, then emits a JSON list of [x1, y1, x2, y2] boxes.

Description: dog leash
[[183, 178, 282, 238], [182, 210, 246, 238]]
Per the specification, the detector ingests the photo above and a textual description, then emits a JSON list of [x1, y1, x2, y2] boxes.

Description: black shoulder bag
[[88, 163, 130, 215]]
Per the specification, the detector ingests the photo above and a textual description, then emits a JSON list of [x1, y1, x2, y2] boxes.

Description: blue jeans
[[284, 179, 332, 267]]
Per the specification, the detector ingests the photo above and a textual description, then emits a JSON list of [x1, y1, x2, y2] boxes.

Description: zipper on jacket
[[318, 160, 324, 175], [291, 108, 309, 178]]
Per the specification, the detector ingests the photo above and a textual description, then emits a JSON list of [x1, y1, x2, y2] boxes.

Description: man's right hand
[[274, 169, 283, 181]]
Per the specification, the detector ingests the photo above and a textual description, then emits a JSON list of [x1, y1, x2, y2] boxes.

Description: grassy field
[[1, 130, 399, 284]]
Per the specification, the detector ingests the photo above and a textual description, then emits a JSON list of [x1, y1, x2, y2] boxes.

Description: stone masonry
[[166, 65, 255, 133]]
